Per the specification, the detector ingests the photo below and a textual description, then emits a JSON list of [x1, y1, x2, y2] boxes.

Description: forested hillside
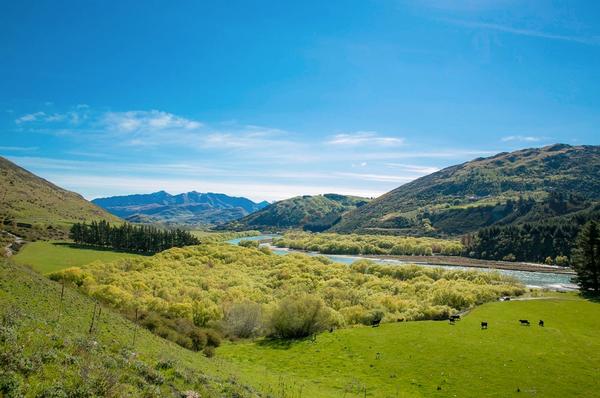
[[92, 191, 268, 226], [332, 144, 600, 236], [224, 193, 370, 231]]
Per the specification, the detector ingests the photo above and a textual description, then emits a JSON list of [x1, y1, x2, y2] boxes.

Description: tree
[[572, 221, 600, 294], [268, 295, 334, 339], [224, 302, 263, 338]]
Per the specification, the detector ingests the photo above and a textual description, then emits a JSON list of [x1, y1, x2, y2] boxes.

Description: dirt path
[[1, 231, 24, 257]]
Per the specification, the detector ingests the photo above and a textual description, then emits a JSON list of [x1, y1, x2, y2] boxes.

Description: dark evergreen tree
[[572, 221, 600, 294], [69, 222, 200, 253]]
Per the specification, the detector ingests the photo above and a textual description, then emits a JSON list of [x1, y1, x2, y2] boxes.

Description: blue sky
[[1, 0, 599, 201]]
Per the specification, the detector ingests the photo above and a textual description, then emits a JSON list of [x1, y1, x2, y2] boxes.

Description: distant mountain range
[[224, 193, 370, 232], [332, 144, 600, 236], [0, 156, 120, 239], [92, 191, 269, 226]]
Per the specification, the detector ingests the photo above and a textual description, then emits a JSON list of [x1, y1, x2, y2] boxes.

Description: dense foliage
[[50, 243, 524, 346], [332, 144, 600, 235], [464, 205, 600, 264], [572, 221, 600, 293], [70, 221, 200, 254], [274, 231, 463, 256], [224, 193, 370, 232]]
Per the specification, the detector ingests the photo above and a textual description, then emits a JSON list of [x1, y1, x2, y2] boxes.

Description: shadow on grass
[[579, 291, 600, 303], [52, 242, 152, 256], [257, 336, 313, 350]]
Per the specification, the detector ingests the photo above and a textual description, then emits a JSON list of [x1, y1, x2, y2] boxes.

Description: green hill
[[0, 259, 261, 397], [0, 157, 120, 240], [332, 144, 600, 236], [224, 193, 370, 232]]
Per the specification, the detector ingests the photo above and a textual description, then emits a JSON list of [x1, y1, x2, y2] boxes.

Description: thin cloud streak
[[501, 135, 543, 142], [0, 146, 38, 152], [41, 173, 386, 202], [326, 131, 404, 146], [444, 18, 600, 46]]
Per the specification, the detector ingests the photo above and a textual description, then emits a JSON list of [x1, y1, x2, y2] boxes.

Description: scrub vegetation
[[49, 243, 524, 349], [274, 231, 464, 256]]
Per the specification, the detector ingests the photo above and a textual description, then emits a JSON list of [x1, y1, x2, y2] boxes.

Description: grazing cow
[[481, 321, 488, 329], [371, 319, 381, 328], [519, 319, 530, 326], [450, 314, 461, 321], [538, 320, 544, 327]]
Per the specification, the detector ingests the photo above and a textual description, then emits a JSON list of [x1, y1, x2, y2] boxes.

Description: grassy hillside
[[0, 157, 120, 240], [332, 144, 600, 236], [12, 241, 143, 274], [225, 193, 370, 232], [0, 260, 262, 397], [219, 294, 600, 397]]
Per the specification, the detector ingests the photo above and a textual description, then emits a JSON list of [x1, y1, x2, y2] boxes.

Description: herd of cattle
[[447, 314, 545, 329]]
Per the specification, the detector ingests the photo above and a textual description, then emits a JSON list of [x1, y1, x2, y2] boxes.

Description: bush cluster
[[274, 232, 464, 256], [137, 311, 221, 352], [50, 242, 524, 343]]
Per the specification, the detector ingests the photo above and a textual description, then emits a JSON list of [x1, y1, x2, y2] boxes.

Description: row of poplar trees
[[70, 220, 200, 253]]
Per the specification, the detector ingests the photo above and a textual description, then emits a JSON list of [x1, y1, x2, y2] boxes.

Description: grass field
[[5, 242, 600, 397], [219, 294, 600, 398], [12, 240, 142, 274], [0, 260, 269, 396]]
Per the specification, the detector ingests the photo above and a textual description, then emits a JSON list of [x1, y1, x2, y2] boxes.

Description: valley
[[3, 4, 600, 396], [1, 146, 599, 397]]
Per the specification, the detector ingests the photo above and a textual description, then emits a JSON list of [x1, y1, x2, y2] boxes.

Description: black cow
[[371, 319, 381, 328], [519, 319, 530, 326], [449, 314, 461, 321], [538, 320, 544, 327], [481, 321, 488, 329]]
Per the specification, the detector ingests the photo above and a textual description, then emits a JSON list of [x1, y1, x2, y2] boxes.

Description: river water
[[227, 235, 577, 290]]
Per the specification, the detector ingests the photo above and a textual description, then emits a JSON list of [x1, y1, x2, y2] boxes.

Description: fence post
[[88, 301, 98, 334]]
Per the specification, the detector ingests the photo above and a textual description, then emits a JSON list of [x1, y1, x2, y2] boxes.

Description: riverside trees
[[572, 221, 600, 294]]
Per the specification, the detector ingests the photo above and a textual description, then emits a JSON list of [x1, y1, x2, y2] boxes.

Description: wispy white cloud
[[384, 163, 440, 174], [327, 131, 404, 146], [38, 172, 386, 202], [445, 18, 600, 46], [0, 146, 38, 152], [15, 112, 47, 124], [102, 110, 202, 133], [335, 172, 414, 183], [501, 135, 543, 142], [417, 0, 513, 12], [15, 108, 88, 125]]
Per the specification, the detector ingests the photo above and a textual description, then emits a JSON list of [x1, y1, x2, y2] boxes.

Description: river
[[227, 235, 577, 291]]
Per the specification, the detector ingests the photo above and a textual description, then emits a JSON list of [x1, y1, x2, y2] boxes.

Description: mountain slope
[[0, 259, 260, 397], [92, 191, 269, 226], [0, 156, 120, 235], [224, 193, 370, 231], [331, 144, 600, 236]]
